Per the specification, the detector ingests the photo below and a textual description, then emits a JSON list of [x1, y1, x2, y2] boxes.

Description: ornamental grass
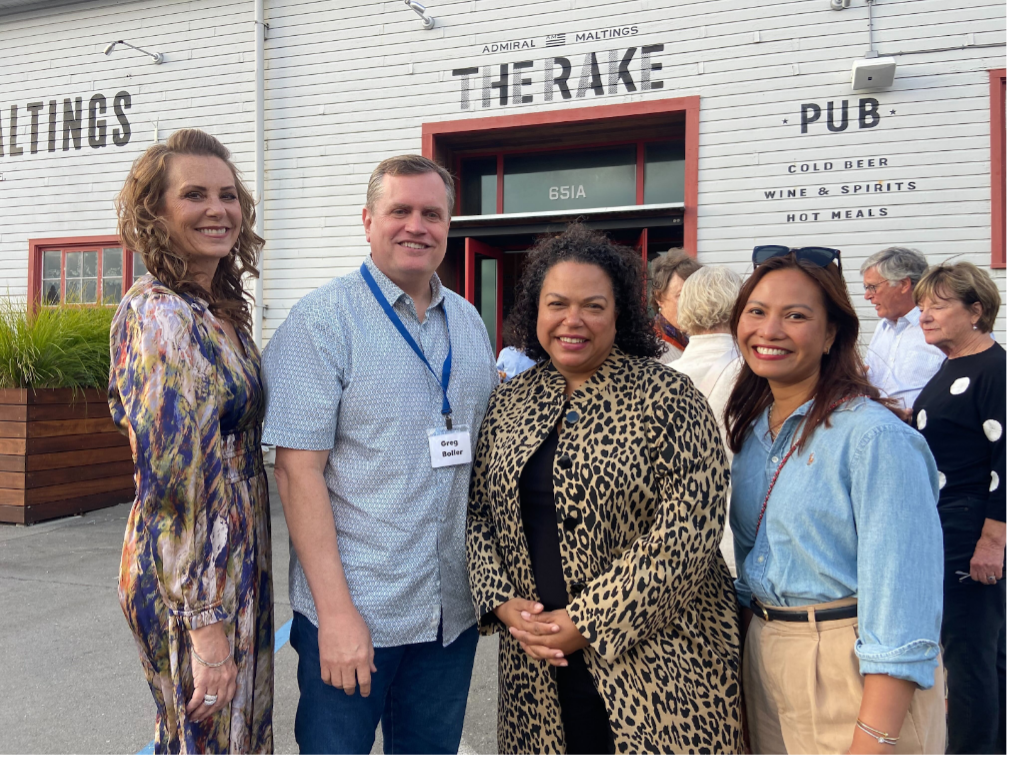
[[0, 298, 113, 389]]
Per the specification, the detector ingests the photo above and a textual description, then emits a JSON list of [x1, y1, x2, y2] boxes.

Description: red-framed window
[[422, 96, 701, 253], [990, 69, 1006, 269], [451, 138, 685, 216], [28, 236, 147, 308]]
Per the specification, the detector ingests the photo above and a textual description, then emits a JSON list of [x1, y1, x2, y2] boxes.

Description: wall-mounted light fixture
[[831, 0, 896, 91], [405, 0, 435, 30], [103, 40, 164, 64]]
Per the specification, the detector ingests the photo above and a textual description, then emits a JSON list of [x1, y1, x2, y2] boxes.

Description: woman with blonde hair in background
[[674, 265, 743, 572], [912, 262, 1005, 754], [109, 128, 273, 754]]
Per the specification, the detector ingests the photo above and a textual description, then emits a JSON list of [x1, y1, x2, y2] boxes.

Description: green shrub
[[0, 299, 114, 389]]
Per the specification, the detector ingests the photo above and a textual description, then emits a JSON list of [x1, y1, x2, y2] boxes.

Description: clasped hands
[[493, 598, 589, 666]]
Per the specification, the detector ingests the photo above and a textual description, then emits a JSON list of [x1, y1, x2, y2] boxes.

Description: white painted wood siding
[[260, 0, 1005, 345], [0, 0, 256, 295], [1, 0, 1005, 346]]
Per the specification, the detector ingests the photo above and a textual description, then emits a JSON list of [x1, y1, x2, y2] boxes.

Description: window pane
[[103, 278, 121, 305], [133, 252, 148, 281], [83, 279, 98, 303], [474, 256, 498, 347], [65, 251, 81, 278], [460, 157, 498, 216], [43, 250, 62, 279], [103, 248, 123, 276], [42, 279, 60, 305], [83, 251, 98, 278], [65, 280, 82, 304], [643, 141, 685, 205], [503, 146, 637, 213]]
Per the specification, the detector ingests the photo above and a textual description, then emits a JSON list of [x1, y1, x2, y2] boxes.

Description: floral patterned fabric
[[109, 276, 273, 755]]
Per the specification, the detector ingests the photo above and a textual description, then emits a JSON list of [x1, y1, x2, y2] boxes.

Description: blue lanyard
[[360, 262, 454, 429]]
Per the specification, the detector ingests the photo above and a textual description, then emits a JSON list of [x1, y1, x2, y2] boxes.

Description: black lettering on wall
[[113, 91, 132, 146], [576, 52, 604, 97], [88, 94, 107, 147], [452, 67, 478, 110], [63, 97, 83, 150], [858, 97, 880, 129], [545, 57, 572, 100], [512, 61, 533, 104], [47, 100, 57, 152], [491, 64, 509, 105], [827, 100, 849, 132], [800, 103, 821, 133], [607, 47, 637, 94], [641, 44, 664, 90], [26, 102, 43, 154], [9, 106, 24, 156]]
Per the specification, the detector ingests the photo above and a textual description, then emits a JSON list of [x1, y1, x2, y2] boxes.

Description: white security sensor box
[[851, 57, 896, 90]]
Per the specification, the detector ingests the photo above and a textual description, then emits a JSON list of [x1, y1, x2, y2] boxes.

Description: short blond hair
[[366, 155, 455, 214], [914, 262, 1001, 333], [678, 265, 743, 335]]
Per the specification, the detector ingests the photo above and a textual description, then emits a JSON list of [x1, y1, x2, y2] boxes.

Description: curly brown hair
[[115, 128, 263, 333], [504, 224, 663, 362]]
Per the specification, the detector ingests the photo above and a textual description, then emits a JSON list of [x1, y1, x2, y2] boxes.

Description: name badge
[[427, 426, 472, 468]]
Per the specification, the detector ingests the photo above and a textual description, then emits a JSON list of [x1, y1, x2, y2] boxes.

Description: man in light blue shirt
[[262, 155, 498, 754], [861, 246, 944, 414]]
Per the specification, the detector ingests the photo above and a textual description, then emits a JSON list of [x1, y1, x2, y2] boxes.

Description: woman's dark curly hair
[[504, 223, 663, 362]]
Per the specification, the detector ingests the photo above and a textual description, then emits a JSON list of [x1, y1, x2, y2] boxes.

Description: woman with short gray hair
[[650, 249, 702, 363]]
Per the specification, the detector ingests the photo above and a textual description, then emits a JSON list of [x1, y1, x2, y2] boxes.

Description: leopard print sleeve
[[466, 389, 518, 635], [567, 365, 729, 663]]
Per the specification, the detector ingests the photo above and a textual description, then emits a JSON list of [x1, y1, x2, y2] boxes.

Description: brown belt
[[751, 597, 858, 623]]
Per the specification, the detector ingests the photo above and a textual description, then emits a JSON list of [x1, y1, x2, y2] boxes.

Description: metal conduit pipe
[[253, 0, 266, 347]]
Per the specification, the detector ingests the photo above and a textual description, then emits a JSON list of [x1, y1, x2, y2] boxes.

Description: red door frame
[[28, 235, 127, 312], [990, 69, 1006, 269], [464, 238, 504, 353], [422, 96, 701, 255]]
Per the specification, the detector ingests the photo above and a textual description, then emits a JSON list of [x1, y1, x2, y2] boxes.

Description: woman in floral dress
[[109, 129, 273, 754]]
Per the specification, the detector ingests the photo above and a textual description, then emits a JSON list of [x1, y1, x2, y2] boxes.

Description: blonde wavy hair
[[678, 265, 743, 335], [115, 128, 263, 334]]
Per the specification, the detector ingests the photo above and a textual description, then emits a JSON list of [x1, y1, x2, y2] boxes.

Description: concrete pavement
[[0, 467, 499, 755]]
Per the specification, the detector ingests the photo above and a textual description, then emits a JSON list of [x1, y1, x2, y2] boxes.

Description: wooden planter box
[[0, 388, 134, 525]]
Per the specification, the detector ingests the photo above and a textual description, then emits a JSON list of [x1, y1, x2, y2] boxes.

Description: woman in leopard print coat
[[466, 225, 743, 754]]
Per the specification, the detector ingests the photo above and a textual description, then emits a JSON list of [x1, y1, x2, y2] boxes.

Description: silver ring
[[204, 694, 218, 706], [988, 575, 997, 583]]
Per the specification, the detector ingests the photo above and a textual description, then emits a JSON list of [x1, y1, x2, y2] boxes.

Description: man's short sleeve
[[262, 297, 345, 450]]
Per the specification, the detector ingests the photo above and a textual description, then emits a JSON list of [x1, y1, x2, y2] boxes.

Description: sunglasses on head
[[752, 245, 842, 270]]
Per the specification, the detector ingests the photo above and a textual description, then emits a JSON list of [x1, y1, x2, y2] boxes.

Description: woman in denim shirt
[[727, 249, 945, 754]]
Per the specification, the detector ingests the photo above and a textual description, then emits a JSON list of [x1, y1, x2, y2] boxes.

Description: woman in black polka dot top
[[912, 262, 1005, 755]]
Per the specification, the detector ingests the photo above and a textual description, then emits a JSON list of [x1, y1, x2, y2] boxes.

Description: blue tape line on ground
[[136, 617, 293, 754]]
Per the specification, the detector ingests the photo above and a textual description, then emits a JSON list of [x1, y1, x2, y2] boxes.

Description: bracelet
[[856, 719, 899, 746], [192, 647, 231, 668]]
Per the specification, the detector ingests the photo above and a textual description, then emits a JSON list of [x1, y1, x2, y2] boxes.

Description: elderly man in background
[[861, 246, 944, 415]]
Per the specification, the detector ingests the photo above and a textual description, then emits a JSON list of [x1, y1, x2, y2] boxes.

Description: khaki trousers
[[743, 598, 946, 754]]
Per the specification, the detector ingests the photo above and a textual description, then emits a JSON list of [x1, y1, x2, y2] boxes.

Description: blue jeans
[[290, 612, 479, 755]]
